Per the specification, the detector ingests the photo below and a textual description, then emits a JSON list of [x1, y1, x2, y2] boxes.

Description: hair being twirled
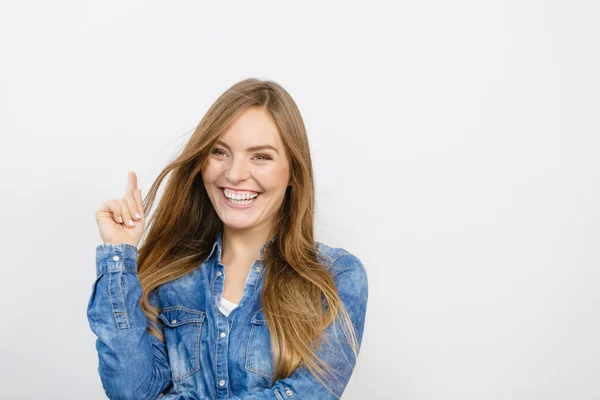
[[135, 78, 359, 397]]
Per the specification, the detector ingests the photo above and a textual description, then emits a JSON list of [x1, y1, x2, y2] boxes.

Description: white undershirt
[[219, 296, 238, 317]]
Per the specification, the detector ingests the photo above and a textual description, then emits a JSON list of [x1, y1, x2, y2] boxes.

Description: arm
[[224, 253, 369, 400], [86, 243, 172, 400]]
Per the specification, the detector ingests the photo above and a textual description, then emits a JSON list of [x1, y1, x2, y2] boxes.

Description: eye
[[211, 148, 271, 161]]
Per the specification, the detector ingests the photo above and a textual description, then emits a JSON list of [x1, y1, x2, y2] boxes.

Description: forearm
[[87, 243, 171, 400]]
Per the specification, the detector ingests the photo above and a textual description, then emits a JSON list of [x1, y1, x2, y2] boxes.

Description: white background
[[0, 1, 598, 399]]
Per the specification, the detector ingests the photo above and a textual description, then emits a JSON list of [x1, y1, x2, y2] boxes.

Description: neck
[[221, 225, 274, 265]]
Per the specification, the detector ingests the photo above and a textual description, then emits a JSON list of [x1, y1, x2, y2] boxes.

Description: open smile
[[220, 188, 262, 208]]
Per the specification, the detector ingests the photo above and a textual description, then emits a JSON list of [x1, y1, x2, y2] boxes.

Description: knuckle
[[125, 195, 137, 207], [118, 199, 128, 210]]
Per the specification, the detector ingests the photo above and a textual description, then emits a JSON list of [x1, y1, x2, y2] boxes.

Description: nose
[[224, 157, 251, 183]]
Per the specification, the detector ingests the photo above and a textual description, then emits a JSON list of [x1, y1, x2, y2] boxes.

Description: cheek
[[255, 166, 289, 189], [201, 161, 221, 182]]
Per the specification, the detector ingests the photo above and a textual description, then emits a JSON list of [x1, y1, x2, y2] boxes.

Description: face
[[201, 106, 291, 233]]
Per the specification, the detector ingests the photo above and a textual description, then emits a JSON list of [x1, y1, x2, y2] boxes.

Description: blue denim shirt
[[87, 231, 368, 400]]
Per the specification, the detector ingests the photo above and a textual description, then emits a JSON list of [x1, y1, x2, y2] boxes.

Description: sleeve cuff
[[95, 243, 139, 277]]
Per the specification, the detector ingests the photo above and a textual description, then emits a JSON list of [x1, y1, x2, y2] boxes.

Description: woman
[[87, 78, 368, 400]]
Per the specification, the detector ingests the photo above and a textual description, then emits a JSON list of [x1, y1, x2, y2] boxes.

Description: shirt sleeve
[[217, 252, 369, 400], [86, 243, 172, 400]]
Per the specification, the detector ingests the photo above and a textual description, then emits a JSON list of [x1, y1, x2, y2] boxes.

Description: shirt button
[[216, 271, 222, 276], [220, 332, 226, 338], [171, 320, 177, 324], [112, 255, 120, 261], [219, 379, 225, 386], [255, 266, 261, 271], [285, 388, 293, 396]]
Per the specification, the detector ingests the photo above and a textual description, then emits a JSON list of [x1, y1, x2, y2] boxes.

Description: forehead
[[220, 107, 283, 147]]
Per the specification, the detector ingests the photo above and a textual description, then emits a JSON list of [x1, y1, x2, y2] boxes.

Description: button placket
[[214, 259, 230, 395]]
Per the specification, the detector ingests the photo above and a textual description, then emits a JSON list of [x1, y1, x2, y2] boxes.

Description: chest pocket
[[245, 309, 274, 379], [158, 306, 206, 380]]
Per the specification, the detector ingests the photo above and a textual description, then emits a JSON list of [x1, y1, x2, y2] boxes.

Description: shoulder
[[315, 241, 368, 286], [315, 242, 369, 325]]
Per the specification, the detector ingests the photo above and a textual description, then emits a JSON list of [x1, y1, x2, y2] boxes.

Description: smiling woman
[[88, 78, 368, 400], [202, 106, 292, 233]]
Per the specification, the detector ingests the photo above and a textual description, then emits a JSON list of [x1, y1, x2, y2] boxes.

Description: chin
[[219, 215, 257, 228]]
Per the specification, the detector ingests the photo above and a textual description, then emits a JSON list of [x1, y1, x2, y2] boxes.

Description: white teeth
[[223, 188, 259, 200], [228, 197, 257, 205]]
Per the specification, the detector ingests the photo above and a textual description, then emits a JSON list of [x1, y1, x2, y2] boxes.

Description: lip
[[219, 186, 262, 194], [220, 188, 261, 209]]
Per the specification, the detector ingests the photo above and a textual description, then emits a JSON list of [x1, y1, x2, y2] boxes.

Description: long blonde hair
[[136, 78, 359, 397]]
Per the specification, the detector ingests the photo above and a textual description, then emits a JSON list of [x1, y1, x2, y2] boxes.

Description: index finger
[[127, 170, 138, 194]]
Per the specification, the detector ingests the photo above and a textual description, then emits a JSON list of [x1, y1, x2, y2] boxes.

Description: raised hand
[[95, 171, 146, 246]]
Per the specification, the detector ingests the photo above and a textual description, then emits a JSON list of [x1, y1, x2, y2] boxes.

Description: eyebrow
[[215, 140, 280, 155]]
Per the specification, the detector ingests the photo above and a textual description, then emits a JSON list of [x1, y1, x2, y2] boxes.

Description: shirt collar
[[203, 230, 276, 264]]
